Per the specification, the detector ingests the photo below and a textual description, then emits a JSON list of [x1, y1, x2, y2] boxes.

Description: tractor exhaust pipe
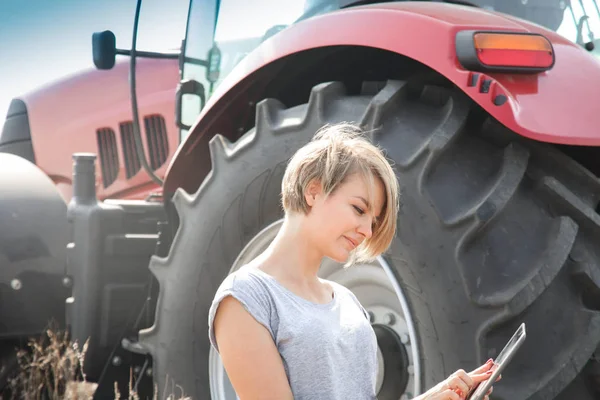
[[66, 153, 103, 376], [72, 153, 97, 203]]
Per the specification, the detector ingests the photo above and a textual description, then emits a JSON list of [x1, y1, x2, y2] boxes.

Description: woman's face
[[304, 172, 385, 263]]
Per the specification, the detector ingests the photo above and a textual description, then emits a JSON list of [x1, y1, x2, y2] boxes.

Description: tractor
[[2, 0, 600, 399]]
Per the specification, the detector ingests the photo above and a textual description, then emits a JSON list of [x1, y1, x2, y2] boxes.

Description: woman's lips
[[344, 236, 358, 249]]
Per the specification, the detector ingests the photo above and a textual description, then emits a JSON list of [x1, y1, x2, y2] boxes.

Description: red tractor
[[2, 0, 600, 399]]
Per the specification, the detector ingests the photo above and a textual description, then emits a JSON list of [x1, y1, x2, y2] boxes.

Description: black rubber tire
[[139, 78, 600, 400]]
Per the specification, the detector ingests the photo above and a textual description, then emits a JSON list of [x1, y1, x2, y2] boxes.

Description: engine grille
[[95, 114, 169, 188]]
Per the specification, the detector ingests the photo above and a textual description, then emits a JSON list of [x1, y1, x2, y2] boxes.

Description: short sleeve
[[208, 270, 274, 353]]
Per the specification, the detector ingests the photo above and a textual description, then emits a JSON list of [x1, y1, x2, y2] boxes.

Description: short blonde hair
[[281, 123, 399, 265]]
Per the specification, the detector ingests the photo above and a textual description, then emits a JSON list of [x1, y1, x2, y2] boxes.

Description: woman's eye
[[353, 205, 365, 215]]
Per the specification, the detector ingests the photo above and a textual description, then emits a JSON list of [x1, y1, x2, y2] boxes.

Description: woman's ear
[[304, 179, 322, 207]]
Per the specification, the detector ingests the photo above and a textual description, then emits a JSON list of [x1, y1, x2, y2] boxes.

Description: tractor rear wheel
[[139, 78, 600, 400]]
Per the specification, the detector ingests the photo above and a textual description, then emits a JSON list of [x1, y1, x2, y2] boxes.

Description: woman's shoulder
[[216, 265, 274, 295], [211, 265, 282, 318]]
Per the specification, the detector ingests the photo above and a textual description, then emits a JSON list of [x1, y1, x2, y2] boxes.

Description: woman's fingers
[[470, 359, 493, 375], [470, 369, 494, 385], [456, 369, 476, 388], [446, 366, 494, 397], [441, 388, 461, 400], [448, 375, 470, 395], [442, 363, 498, 400]]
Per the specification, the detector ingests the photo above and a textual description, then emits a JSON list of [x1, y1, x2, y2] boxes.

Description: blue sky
[[0, 0, 189, 118]]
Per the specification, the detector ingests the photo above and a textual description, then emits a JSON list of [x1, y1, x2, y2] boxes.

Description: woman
[[208, 123, 497, 400]]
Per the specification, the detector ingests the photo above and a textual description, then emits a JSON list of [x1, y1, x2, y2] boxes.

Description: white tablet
[[466, 323, 527, 400]]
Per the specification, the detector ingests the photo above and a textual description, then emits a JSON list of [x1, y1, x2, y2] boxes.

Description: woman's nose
[[358, 220, 373, 240]]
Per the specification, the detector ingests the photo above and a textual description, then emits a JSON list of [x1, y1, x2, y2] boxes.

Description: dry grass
[[4, 327, 191, 400]]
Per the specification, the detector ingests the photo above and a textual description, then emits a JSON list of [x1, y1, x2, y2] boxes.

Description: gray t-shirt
[[208, 266, 378, 400]]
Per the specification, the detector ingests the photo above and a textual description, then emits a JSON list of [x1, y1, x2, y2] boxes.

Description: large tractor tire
[[139, 78, 600, 400]]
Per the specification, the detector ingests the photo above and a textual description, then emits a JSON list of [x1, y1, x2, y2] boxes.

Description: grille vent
[[119, 121, 141, 179], [144, 115, 169, 170], [96, 127, 119, 188]]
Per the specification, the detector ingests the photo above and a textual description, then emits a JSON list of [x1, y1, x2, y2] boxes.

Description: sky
[[0, 0, 190, 119], [0, 0, 599, 123]]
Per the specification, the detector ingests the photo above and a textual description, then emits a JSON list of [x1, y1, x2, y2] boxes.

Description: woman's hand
[[418, 359, 501, 400]]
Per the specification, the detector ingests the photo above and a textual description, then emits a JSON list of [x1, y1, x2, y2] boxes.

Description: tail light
[[455, 30, 555, 73]]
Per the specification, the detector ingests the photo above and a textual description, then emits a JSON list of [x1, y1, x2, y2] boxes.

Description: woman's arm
[[213, 295, 294, 400]]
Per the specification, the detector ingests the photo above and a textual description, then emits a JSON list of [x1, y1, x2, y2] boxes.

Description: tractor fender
[[0, 153, 70, 337], [165, 2, 600, 196]]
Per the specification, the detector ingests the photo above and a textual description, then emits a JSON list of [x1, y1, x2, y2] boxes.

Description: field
[[3, 326, 189, 400]]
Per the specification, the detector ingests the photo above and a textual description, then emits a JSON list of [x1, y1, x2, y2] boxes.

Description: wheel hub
[[208, 219, 422, 400], [373, 324, 411, 398]]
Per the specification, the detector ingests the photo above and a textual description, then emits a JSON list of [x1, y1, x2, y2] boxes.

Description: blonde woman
[[208, 124, 496, 400]]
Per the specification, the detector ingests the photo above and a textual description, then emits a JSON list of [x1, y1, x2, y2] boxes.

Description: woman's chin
[[325, 248, 352, 264]]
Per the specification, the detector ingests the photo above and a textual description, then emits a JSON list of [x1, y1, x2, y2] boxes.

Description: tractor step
[[121, 337, 150, 355]]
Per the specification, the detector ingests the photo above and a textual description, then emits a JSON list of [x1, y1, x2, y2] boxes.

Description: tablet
[[466, 323, 527, 400]]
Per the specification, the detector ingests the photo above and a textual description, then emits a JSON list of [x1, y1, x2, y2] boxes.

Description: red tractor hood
[[165, 2, 600, 194], [16, 57, 179, 200]]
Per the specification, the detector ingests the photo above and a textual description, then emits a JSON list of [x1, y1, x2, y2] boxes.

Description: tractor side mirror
[[92, 30, 117, 70]]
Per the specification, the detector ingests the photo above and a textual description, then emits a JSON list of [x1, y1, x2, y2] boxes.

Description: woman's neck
[[258, 214, 323, 284]]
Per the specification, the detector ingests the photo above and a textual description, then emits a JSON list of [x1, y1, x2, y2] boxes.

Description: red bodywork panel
[[165, 2, 600, 194], [19, 57, 179, 202]]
